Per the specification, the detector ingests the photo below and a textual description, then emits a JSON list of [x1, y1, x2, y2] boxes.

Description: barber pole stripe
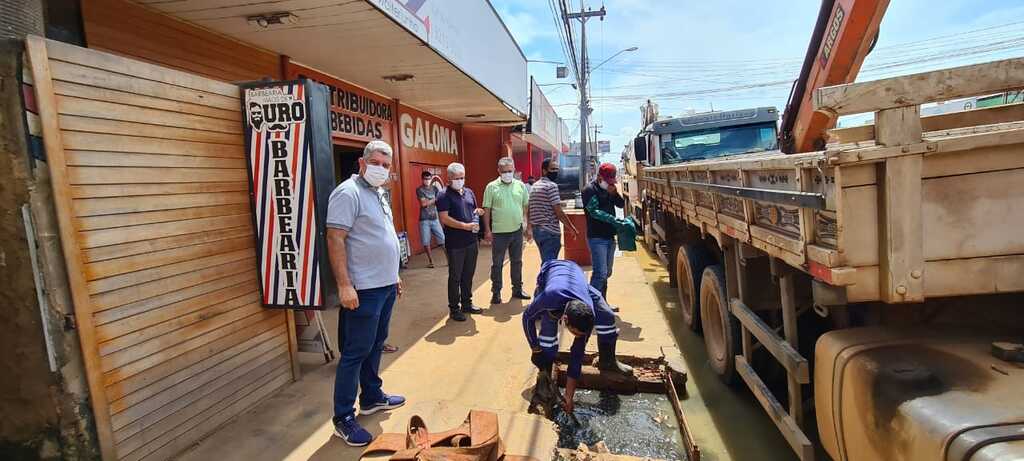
[[244, 82, 323, 308]]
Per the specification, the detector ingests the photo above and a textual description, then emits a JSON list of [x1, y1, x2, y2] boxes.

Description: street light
[[591, 46, 638, 72]]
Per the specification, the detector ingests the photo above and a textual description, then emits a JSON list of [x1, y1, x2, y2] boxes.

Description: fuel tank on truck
[[815, 327, 1024, 461]]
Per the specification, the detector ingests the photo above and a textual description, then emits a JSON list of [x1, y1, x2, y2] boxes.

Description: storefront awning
[[133, 0, 528, 125]]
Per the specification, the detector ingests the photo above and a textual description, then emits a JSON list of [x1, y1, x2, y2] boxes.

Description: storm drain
[[550, 351, 700, 461]]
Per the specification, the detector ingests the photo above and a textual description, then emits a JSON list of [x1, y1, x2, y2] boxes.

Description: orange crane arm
[[779, 0, 891, 153]]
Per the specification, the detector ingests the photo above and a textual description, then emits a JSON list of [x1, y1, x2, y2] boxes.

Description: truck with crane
[[626, 0, 1024, 459]]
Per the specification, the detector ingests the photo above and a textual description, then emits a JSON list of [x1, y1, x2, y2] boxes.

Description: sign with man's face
[[241, 80, 336, 310]]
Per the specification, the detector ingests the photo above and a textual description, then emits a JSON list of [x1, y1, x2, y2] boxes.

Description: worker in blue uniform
[[522, 259, 633, 413]]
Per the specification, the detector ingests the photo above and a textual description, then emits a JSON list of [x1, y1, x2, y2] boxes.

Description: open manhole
[[547, 350, 700, 461]]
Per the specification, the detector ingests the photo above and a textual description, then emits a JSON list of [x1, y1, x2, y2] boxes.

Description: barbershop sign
[[242, 80, 337, 309]]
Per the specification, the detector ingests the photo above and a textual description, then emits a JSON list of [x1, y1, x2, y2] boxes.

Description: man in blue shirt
[[522, 260, 632, 412]]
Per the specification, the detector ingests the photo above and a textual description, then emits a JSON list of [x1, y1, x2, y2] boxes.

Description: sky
[[491, 0, 1024, 164]]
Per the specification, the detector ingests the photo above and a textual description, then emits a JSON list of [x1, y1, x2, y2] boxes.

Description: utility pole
[[565, 4, 605, 191]]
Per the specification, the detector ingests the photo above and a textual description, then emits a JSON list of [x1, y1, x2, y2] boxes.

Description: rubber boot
[[596, 340, 634, 376]]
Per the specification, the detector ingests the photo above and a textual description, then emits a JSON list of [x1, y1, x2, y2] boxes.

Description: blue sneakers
[[359, 394, 406, 415], [334, 415, 373, 447]]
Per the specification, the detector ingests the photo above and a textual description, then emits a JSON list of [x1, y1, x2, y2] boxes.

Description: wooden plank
[[85, 235, 252, 280], [93, 271, 254, 326], [924, 254, 1024, 297], [750, 238, 805, 268], [923, 168, 1024, 261], [44, 36, 241, 97], [68, 166, 247, 185], [77, 203, 250, 231], [100, 301, 263, 373], [749, 225, 804, 256], [828, 127, 1024, 166], [922, 142, 1024, 179], [285, 309, 301, 382], [838, 164, 877, 187], [56, 94, 241, 134], [83, 225, 251, 263], [814, 57, 1024, 116], [62, 131, 243, 158], [124, 367, 290, 461], [80, 213, 251, 249], [72, 181, 248, 199], [74, 190, 249, 217], [729, 298, 810, 383], [837, 185, 879, 267], [735, 356, 814, 461], [875, 106, 922, 147], [110, 332, 287, 431], [107, 323, 284, 413], [778, 272, 803, 428], [829, 103, 1024, 144], [53, 80, 240, 121], [95, 279, 256, 341], [26, 35, 119, 461], [878, 155, 924, 303], [99, 290, 259, 356], [79, 203, 249, 233], [806, 244, 841, 268], [101, 309, 278, 386], [112, 347, 286, 441], [115, 355, 289, 459], [104, 314, 284, 400], [88, 248, 254, 294], [59, 115, 242, 146], [91, 256, 256, 311], [48, 59, 238, 111]]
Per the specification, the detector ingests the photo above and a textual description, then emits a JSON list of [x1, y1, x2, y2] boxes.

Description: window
[[662, 122, 778, 164]]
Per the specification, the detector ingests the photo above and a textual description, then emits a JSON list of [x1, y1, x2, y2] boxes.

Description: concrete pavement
[[174, 241, 795, 461]]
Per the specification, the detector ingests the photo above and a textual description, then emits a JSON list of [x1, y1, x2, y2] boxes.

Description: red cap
[[598, 163, 617, 185]]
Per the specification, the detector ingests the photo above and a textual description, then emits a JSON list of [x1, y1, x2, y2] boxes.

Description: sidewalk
[[174, 242, 793, 460]]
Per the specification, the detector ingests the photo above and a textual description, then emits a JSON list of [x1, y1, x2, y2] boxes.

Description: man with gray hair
[[326, 139, 405, 446], [437, 162, 485, 321], [483, 156, 531, 305]]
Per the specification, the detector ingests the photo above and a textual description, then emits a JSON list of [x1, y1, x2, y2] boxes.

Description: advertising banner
[[366, 0, 528, 114], [287, 63, 396, 144], [241, 80, 337, 309], [527, 78, 559, 152], [398, 104, 461, 165]]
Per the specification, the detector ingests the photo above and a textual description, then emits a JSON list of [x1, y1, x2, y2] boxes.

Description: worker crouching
[[523, 260, 632, 414]]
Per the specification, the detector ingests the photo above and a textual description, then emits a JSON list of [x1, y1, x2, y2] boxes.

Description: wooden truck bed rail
[[641, 57, 1024, 460], [641, 56, 1024, 306]]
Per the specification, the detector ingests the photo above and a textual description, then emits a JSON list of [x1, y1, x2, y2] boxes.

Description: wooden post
[[779, 269, 803, 428], [727, 240, 753, 360], [875, 106, 925, 303], [26, 35, 117, 461]]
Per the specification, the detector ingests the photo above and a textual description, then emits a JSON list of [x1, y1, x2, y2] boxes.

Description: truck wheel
[[675, 244, 712, 332], [700, 264, 740, 384]]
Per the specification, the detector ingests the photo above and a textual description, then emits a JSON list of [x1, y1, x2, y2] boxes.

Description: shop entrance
[[333, 144, 362, 183]]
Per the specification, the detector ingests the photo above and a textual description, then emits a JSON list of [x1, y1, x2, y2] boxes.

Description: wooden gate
[[25, 36, 298, 460]]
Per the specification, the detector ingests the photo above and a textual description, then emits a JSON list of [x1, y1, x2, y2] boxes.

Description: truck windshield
[[661, 122, 778, 164]]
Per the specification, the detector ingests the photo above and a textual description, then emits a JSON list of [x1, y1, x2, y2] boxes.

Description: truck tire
[[675, 244, 712, 332], [700, 264, 740, 384]]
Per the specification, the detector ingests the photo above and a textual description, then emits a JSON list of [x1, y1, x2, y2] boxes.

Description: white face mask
[[363, 163, 389, 187], [451, 179, 465, 190], [598, 179, 609, 190], [500, 172, 514, 184]]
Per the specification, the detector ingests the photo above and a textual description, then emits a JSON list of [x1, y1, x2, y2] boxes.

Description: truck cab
[[648, 107, 780, 166]]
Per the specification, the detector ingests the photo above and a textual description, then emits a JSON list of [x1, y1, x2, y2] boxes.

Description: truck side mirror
[[634, 136, 648, 162]]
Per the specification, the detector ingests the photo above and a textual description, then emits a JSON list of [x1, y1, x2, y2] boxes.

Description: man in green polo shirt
[[483, 157, 531, 305]]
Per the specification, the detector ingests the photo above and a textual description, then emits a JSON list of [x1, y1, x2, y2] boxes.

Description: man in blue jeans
[[528, 158, 579, 262], [581, 163, 626, 303], [326, 140, 406, 446]]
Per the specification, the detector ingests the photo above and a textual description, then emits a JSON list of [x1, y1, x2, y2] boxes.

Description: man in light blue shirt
[[325, 140, 405, 447]]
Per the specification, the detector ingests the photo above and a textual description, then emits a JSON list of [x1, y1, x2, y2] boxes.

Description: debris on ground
[[362, 410, 538, 460], [553, 441, 671, 461]]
